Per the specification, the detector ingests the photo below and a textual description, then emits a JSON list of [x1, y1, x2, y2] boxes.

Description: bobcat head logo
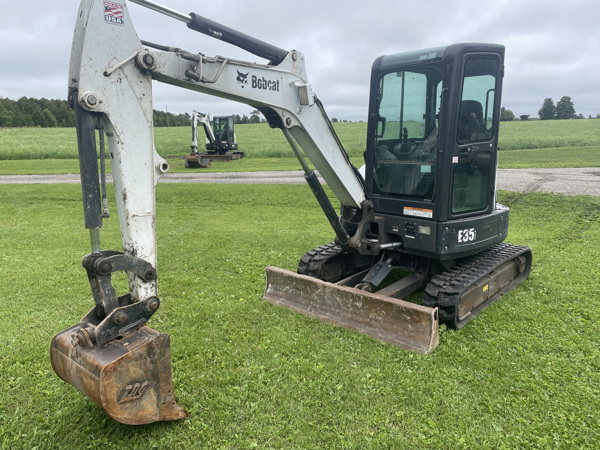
[[236, 70, 249, 87]]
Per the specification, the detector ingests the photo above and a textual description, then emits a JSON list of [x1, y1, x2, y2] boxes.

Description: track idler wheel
[[50, 324, 188, 425]]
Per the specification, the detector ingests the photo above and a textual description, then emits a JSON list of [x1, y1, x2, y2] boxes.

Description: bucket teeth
[[50, 324, 188, 425]]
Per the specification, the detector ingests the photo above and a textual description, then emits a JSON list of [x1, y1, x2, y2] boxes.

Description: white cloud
[[2, 0, 599, 119]]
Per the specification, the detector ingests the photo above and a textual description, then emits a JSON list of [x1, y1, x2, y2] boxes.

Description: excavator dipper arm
[[195, 112, 216, 147]]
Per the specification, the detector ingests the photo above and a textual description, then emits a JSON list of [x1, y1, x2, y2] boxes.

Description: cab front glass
[[372, 67, 443, 202]]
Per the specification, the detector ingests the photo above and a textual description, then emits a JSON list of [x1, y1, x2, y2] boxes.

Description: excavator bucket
[[50, 324, 188, 425], [263, 266, 439, 354]]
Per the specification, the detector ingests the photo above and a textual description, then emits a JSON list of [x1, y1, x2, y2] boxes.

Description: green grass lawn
[[0, 157, 368, 176], [1, 183, 599, 448]]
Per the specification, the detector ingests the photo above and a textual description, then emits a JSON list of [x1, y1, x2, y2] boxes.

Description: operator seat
[[458, 100, 484, 142]]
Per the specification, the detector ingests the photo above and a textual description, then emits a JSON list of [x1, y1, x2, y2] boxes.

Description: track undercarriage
[[294, 241, 532, 330]]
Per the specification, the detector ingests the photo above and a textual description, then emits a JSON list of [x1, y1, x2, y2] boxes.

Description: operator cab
[[364, 43, 506, 259], [210, 115, 238, 151]]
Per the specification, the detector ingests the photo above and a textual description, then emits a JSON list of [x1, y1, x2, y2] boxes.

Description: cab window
[[373, 68, 442, 201], [457, 59, 498, 144]]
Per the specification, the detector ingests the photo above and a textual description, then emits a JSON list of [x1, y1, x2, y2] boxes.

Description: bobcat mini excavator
[[186, 111, 243, 168], [51, 0, 532, 424]]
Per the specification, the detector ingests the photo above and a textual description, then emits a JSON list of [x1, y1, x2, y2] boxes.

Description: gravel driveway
[[1, 168, 599, 196]]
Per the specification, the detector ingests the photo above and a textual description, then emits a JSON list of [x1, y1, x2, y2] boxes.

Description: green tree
[[48, 99, 74, 127], [0, 101, 13, 126], [500, 107, 515, 121], [31, 106, 45, 127], [0, 97, 77, 128], [249, 109, 261, 124], [12, 112, 28, 127], [538, 98, 555, 120], [519, 115, 530, 121], [41, 109, 58, 127], [555, 96, 576, 120]]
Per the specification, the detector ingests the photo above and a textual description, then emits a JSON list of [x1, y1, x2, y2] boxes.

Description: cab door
[[450, 54, 503, 218]]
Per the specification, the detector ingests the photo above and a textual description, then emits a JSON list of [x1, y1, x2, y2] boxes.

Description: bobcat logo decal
[[237, 70, 249, 87]]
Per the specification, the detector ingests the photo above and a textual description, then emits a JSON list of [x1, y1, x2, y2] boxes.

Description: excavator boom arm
[[72, 0, 365, 211]]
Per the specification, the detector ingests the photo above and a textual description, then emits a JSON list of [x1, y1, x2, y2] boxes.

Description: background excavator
[[185, 111, 243, 168], [51, 0, 532, 425]]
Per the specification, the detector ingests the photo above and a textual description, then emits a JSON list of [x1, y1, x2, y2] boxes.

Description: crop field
[[1, 118, 599, 161], [1, 183, 599, 448], [1, 119, 599, 175]]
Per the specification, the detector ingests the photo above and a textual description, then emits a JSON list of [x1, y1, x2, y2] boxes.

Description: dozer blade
[[50, 324, 188, 425], [185, 154, 211, 168], [263, 266, 439, 354]]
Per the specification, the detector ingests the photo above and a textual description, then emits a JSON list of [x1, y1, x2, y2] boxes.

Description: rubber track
[[422, 243, 532, 328], [297, 243, 341, 279]]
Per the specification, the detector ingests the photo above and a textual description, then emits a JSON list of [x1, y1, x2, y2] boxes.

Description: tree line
[[3, 95, 596, 127], [0, 97, 217, 128], [501, 96, 599, 121]]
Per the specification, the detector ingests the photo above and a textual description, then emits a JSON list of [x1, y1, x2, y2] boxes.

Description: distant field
[[1, 119, 599, 160], [2, 147, 600, 176], [0, 122, 359, 160], [498, 146, 600, 168], [498, 119, 600, 151]]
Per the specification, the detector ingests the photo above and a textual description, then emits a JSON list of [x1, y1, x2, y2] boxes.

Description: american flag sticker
[[104, 1, 124, 26]]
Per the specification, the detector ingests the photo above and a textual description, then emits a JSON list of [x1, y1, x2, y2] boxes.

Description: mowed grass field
[[1, 183, 599, 448], [1, 119, 600, 447], [1, 119, 599, 174]]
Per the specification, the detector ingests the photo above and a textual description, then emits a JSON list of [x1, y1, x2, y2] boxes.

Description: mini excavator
[[186, 111, 243, 168], [51, 0, 532, 424]]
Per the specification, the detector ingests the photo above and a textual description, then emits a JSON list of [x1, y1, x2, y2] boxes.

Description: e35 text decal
[[457, 228, 476, 243]]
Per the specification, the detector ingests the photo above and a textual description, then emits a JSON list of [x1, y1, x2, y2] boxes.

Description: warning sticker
[[104, 1, 124, 26], [403, 206, 433, 219]]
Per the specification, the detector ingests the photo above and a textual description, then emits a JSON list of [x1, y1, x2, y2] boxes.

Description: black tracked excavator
[[186, 111, 243, 167], [51, 0, 531, 425], [278, 44, 533, 331]]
